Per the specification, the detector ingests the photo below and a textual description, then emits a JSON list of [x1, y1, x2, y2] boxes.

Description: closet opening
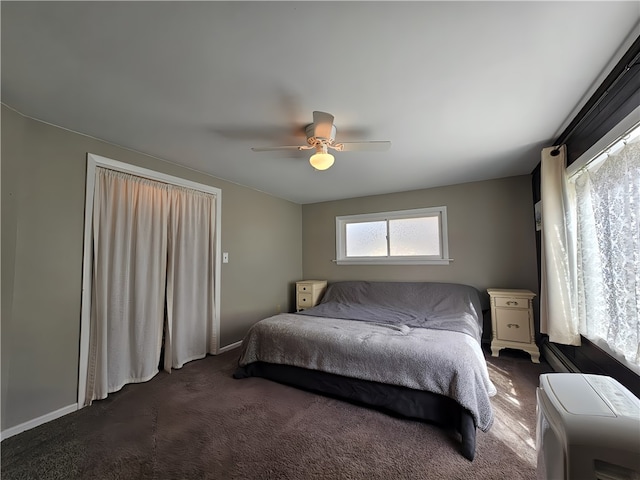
[[77, 153, 222, 408]]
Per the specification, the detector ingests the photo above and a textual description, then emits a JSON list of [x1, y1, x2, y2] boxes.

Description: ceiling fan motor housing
[[251, 111, 389, 154], [305, 123, 337, 146]]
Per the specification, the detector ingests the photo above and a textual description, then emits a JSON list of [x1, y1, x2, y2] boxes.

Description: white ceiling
[[2, 2, 639, 204]]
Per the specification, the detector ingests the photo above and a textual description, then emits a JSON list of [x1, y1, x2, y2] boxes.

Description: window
[[335, 207, 449, 265], [568, 121, 640, 372]]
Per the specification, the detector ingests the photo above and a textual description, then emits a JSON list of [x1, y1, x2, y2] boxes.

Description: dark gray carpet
[[1, 347, 551, 479]]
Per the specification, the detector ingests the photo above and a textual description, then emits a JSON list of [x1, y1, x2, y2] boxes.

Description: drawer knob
[[507, 323, 520, 329], [506, 301, 519, 306]]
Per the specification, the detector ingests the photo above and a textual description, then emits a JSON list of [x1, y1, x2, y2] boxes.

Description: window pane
[[346, 221, 387, 257], [389, 217, 440, 256]]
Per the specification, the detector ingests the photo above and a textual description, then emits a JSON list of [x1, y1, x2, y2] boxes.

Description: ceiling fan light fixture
[[309, 152, 335, 170]]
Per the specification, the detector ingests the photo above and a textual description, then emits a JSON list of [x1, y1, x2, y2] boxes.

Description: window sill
[[335, 258, 452, 266]]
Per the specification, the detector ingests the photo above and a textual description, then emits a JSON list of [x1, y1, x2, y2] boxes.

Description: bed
[[233, 281, 496, 460]]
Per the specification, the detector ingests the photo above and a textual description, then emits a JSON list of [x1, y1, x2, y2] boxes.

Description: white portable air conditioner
[[536, 373, 640, 480]]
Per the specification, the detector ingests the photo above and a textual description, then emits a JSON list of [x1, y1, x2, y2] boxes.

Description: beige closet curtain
[[86, 167, 217, 405], [164, 187, 217, 370], [87, 169, 168, 402]]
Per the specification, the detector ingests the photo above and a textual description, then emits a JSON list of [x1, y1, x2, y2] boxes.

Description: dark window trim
[[555, 35, 640, 166], [532, 35, 640, 390]]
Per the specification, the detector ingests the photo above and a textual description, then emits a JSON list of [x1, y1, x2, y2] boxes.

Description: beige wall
[[1, 103, 539, 433], [1, 105, 303, 430], [302, 175, 539, 321]]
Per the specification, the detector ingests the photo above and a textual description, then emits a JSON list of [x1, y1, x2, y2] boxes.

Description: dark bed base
[[233, 362, 477, 461]]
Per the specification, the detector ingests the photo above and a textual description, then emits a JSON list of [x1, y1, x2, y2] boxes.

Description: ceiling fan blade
[[312, 111, 335, 139], [251, 145, 308, 152], [335, 141, 391, 152], [251, 145, 300, 152], [212, 126, 305, 142]]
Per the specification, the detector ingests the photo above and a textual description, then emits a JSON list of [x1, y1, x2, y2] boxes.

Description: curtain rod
[[553, 35, 640, 154]]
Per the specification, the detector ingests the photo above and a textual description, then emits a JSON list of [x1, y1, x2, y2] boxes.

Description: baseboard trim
[[218, 340, 242, 354], [1, 403, 78, 441], [541, 341, 580, 373]]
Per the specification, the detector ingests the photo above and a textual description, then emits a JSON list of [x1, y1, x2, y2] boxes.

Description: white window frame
[[335, 207, 450, 265]]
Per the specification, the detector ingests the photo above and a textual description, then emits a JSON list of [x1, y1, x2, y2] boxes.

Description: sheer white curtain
[[86, 167, 218, 404], [164, 187, 217, 370], [87, 168, 169, 402], [572, 134, 640, 369], [540, 145, 581, 345]]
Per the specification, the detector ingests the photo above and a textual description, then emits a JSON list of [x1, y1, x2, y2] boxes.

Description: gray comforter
[[238, 281, 497, 431]]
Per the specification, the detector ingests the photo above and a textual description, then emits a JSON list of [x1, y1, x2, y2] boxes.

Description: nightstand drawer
[[494, 297, 528, 309], [297, 283, 316, 293], [495, 310, 530, 343], [297, 293, 313, 307]]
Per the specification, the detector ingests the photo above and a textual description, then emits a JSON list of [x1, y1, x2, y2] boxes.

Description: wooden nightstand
[[296, 280, 327, 312], [487, 288, 539, 363]]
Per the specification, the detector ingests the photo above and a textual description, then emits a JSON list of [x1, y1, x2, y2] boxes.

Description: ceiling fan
[[251, 111, 391, 170]]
